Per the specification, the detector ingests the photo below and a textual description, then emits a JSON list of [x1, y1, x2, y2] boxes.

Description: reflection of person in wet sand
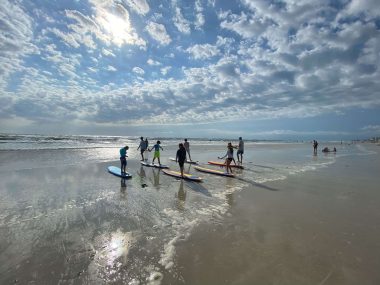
[[137, 166, 146, 178], [175, 180, 187, 211], [152, 168, 160, 187], [120, 178, 127, 194]]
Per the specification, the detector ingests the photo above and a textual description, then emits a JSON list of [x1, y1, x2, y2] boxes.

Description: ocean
[[0, 133, 378, 284]]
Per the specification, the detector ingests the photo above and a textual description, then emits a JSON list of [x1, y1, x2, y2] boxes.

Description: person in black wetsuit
[[176, 143, 187, 177]]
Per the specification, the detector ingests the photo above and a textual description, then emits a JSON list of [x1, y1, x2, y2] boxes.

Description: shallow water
[[0, 136, 375, 284]]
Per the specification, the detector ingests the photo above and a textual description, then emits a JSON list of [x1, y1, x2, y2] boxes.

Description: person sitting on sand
[[149, 140, 163, 165], [119, 145, 129, 173], [218, 142, 235, 174], [176, 143, 187, 177], [322, 147, 337, 153]]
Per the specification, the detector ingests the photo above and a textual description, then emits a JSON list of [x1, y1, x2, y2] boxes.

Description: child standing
[[149, 140, 163, 165], [119, 145, 129, 173], [218, 142, 235, 173]]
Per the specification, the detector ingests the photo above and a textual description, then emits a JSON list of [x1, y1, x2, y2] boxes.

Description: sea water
[[0, 134, 368, 284]]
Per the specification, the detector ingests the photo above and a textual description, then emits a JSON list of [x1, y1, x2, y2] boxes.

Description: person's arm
[[160, 146, 163, 151], [218, 152, 227, 159]]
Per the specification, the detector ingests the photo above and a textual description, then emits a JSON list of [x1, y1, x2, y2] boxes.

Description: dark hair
[[125, 146, 129, 150], [140, 136, 143, 140], [157, 140, 160, 144], [179, 143, 184, 147], [184, 138, 187, 141]]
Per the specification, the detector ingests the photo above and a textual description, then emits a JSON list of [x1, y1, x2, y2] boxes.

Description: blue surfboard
[[107, 166, 132, 178]]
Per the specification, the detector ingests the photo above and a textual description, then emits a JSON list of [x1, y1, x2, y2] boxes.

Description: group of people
[[218, 137, 244, 174], [119, 137, 245, 176], [177, 137, 244, 176], [313, 139, 337, 154]]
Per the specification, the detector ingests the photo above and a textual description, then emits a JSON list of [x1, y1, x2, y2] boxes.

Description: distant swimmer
[[137, 137, 147, 161], [322, 147, 337, 153], [149, 140, 163, 165], [184, 138, 192, 161], [218, 142, 235, 174], [176, 143, 187, 177], [237, 137, 244, 164], [119, 145, 129, 174]]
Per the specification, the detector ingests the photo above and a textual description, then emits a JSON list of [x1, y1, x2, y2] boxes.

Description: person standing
[[149, 140, 163, 165], [184, 138, 192, 161], [119, 145, 129, 174], [218, 142, 235, 174], [313, 140, 319, 154], [237, 137, 244, 164], [176, 143, 187, 177], [137, 137, 147, 161]]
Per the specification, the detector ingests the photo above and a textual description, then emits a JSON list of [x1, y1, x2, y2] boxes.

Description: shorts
[[227, 158, 233, 162], [154, 151, 160, 158], [178, 160, 185, 167], [140, 149, 146, 155], [237, 150, 244, 155]]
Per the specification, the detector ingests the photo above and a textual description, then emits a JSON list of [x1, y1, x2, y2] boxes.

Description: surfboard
[[162, 169, 202, 182], [193, 166, 235, 177], [208, 161, 244, 169], [140, 161, 169, 169], [169, 157, 198, 165], [107, 166, 132, 178]]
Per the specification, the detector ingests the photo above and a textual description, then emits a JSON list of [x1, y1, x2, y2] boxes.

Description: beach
[[0, 135, 379, 284]]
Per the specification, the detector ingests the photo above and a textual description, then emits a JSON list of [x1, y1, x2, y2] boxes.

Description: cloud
[[124, 0, 150, 15], [107, 65, 117, 71], [186, 44, 220, 59], [362, 125, 380, 132], [145, 22, 171, 45], [147, 59, 161, 66], [0, 1, 37, 86], [132, 66, 145, 74], [160, 66, 171, 75], [102, 48, 116, 57], [173, 6, 191, 34]]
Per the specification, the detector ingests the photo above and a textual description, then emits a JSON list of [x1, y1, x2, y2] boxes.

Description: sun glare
[[98, 12, 134, 46]]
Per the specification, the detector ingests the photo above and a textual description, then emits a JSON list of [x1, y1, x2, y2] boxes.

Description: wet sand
[[0, 143, 379, 284], [170, 144, 380, 284]]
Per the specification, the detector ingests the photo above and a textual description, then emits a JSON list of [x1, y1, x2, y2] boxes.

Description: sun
[[96, 10, 137, 46]]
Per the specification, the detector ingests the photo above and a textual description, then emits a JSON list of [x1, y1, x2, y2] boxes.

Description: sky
[[0, 0, 380, 140]]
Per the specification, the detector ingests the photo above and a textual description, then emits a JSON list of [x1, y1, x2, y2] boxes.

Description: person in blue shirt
[[149, 140, 163, 165], [120, 146, 129, 173]]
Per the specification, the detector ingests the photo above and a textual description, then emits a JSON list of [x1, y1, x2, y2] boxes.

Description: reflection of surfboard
[[140, 161, 169, 169], [107, 166, 132, 178], [169, 158, 198, 165], [162, 169, 202, 182], [208, 161, 244, 169], [194, 166, 235, 177]]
